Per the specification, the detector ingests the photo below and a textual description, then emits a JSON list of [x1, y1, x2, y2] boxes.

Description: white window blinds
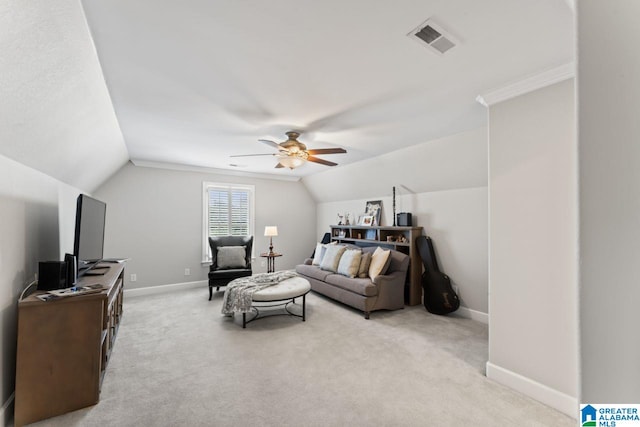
[[202, 182, 255, 262], [207, 189, 249, 237]]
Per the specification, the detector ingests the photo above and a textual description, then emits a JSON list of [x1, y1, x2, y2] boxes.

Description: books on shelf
[[36, 284, 105, 302]]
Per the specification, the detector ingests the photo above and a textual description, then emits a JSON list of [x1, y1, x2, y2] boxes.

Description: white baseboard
[[1, 392, 14, 427], [486, 362, 577, 419], [124, 280, 207, 298], [456, 305, 489, 324]]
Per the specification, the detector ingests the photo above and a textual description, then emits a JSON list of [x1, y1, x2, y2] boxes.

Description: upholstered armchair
[[208, 236, 253, 300]]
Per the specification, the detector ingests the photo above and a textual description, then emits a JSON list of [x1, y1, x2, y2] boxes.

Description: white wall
[[304, 128, 489, 316], [303, 128, 487, 203], [0, 0, 129, 192], [487, 79, 577, 416], [94, 163, 317, 290], [0, 154, 82, 425], [578, 1, 640, 403]]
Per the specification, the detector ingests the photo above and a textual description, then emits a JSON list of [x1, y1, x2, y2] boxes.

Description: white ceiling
[[1, 0, 129, 192], [80, 0, 574, 178], [0, 1, 574, 191]]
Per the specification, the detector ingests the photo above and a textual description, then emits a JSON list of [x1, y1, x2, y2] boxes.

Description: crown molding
[[476, 62, 575, 107], [130, 159, 301, 182]]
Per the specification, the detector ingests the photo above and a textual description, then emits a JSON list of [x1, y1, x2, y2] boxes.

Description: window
[[202, 182, 255, 262]]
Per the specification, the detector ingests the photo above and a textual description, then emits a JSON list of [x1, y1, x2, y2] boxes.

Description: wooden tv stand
[[14, 263, 125, 426]]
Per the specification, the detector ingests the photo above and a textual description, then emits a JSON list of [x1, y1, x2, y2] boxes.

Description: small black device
[[38, 261, 68, 291], [64, 253, 77, 287], [396, 212, 412, 227]]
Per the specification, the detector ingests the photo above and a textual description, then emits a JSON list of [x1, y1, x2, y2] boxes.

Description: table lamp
[[264, 226, 278, 254]]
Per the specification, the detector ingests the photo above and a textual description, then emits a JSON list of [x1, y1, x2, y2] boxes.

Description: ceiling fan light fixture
[[236, 131, 345, 169], [278, 155, 306, 169]]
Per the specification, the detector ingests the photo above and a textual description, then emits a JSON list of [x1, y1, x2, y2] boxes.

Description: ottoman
[[242, 276, 311, 328]]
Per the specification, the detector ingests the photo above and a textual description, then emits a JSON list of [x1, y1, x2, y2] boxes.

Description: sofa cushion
[[320, 245, 347, 272], [357, 252, 372, 278], [337, 249, 362, 278], [217, 246, 246, 269], [325, 274, 378, 297], [369, 247, 391, 279], [295, 264, 333, 282]]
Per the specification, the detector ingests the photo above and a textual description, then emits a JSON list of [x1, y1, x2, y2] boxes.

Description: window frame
[[202, 182, 255, 263]]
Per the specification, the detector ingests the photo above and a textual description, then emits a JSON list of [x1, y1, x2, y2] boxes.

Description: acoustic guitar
[[416, 235, 460, 315]]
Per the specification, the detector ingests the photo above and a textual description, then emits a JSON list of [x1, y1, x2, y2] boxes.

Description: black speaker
[[64, 253, 77, 287], [38, 261, 68, 291], [397, 212, 412, 227]]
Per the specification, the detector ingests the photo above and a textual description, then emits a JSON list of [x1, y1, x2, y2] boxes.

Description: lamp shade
[[278, 155, 306, 169], [264, 226, 278, 237]]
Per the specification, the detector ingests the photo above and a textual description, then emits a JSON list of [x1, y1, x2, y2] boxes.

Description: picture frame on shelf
[[365, 229, 377, 240], [365, 200, 382, 226], [359, 215, 374, 226]]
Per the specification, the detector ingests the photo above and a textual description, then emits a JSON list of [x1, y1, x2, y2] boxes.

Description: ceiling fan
[[231, 131, 347, 169]]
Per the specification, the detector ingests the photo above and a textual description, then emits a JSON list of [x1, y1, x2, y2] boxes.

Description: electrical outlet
[[130, 273, 137, 282], [184, 268, 191, 276]]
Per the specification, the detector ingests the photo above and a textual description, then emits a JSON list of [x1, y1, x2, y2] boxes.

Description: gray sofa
[[295, 245, 410, 319]]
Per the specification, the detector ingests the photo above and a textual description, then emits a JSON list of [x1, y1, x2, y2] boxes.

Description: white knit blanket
[[221, 270, 298, 315]]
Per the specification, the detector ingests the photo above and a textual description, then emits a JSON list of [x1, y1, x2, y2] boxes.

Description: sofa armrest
[[373, 270, 405, 288], [372, 270, 407, 310], [303, 258, 313, 265]]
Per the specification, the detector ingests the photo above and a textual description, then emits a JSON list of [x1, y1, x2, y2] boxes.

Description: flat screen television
[[73, 194, 107, 277]]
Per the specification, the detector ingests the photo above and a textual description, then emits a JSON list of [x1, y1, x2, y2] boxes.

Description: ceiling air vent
[[408, 19, 457, 55]]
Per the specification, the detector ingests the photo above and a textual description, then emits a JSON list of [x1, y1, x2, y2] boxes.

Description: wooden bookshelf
[[330, 225, 423, 305]]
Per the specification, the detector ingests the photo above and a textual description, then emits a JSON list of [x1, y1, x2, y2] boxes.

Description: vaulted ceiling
[[1, 0, 574, 190]]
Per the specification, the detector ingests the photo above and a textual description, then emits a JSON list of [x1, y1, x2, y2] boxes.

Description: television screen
[[73, 194, 106, 276]]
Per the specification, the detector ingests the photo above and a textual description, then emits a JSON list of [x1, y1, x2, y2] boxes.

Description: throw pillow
[[312, 241, 336, 266], [357, 252, 372, 278], [320, 245, 347, 272], [312, 242, 326, 266], [217, 246, 246, 269], [337, 249, 362, 278], [369, 247, 391, 279]]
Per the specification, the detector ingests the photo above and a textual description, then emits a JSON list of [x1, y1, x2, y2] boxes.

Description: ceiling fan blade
[[307, 148, 347, 155], [307, 156, 338, 167], [275, 163, 285, 168], [230, 153, 276, 158], [259, 139, 281, 150]]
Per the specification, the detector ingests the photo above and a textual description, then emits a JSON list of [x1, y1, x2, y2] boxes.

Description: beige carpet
[[29, 287, 574, 427]]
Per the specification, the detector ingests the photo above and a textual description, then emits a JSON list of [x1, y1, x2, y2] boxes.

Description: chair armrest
[[303, 258, 313, 265]]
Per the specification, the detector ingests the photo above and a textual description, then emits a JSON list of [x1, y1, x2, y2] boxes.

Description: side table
[[260, 252, 282, 273]]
